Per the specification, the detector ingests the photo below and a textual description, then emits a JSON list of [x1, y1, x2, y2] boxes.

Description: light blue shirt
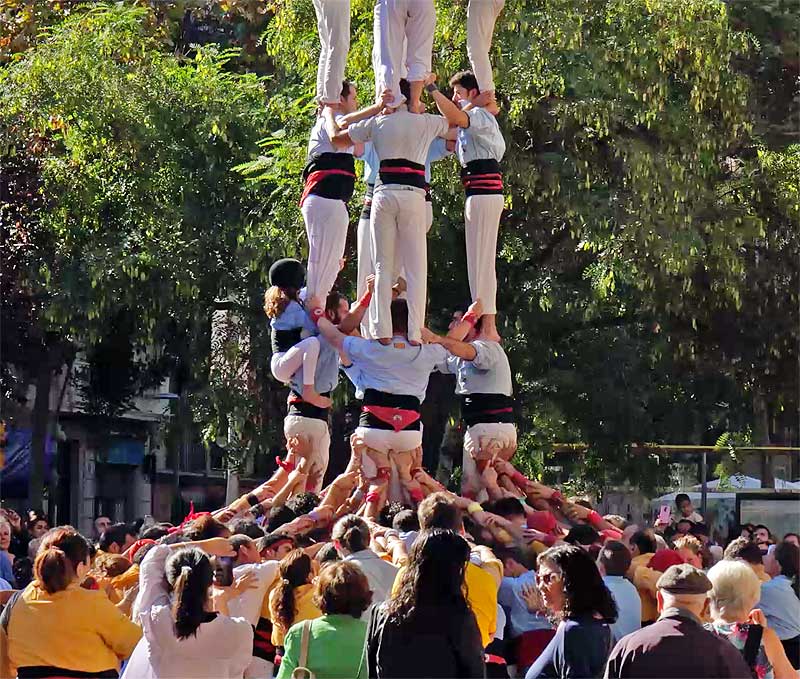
[[290, 334, 339, 395], [0, 552, 14, 587], [361, 141, 379, 186], [439, 340, 513, 396], [342, 336, 449, 402], [498, 570, 553, 637], [0, 577, 11, 591], [602, 575, 642, 642], [758, 575, 800, 640], [269, 300, 314, 333], [457, 106, 506, 166], [342, 361, 366, 400]]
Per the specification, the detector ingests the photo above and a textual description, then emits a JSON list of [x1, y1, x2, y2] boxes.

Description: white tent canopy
[[652, 476, 800, 503]]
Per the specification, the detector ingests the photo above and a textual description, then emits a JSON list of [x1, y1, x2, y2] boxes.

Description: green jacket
[[277, 613, 368, 679]]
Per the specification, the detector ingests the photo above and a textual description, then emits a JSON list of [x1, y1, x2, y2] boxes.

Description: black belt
[[359, 389, 421, 431], [302, 152, 356, 202], [360, 183, 374, 221], [379, 158, 427, 190], [288, 391, 330, 421], [271, 327, 302, 354], [17, 668, 118, 679], [461, 158, 503, 197], [461, 392, 515, 427]]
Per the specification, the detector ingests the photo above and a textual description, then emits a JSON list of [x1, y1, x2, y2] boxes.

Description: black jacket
[[366, 602, 486, 678]]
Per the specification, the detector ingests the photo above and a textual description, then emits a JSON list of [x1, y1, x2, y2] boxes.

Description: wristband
[[308, 509, 321, 523], [587, 510, 603, 527], [511, 471, 528, 487], [409, 487, 424, 504], [246, 493, 260, 507], [425, 83, 438, 93], [365, 491, 381, 504], [462, 310, 478, 327], [275, 456, 295, 472], [467, 502, 483, 515], [310, 306, 324, 325], [548, 490, 564, 505], [358, 290, 372, 308]]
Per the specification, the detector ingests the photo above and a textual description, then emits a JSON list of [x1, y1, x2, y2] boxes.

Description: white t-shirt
[[227, 560, 280, 626]]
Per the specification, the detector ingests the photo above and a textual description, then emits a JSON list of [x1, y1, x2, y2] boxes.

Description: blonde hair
[[674, 535, 703, 556], [707, 559, 761, 620], [264, 285, 297, 319]]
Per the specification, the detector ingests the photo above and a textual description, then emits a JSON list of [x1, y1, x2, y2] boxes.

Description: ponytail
[[166, 548, 213, 639], [332, 515, 369, 554], [273, 550, 312, 633], [264, 286, 299, 319], [33, 527, 90, 594]]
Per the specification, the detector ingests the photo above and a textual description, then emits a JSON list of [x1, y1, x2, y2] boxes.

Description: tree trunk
[[29, 354, 53, 507], [753, 389, 773, 488]]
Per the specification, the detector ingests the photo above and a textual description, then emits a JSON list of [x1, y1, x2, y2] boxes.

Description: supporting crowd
[[2, 2, 799, 679]]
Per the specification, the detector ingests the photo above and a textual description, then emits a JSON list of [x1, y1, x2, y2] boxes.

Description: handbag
[[290, 619, 316, 679]]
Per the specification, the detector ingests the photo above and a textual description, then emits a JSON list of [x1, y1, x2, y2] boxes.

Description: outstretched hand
[[420, 327, 440, 344]]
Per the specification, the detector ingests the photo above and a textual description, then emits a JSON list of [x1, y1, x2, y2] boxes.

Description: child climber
[[265, 258, 330, 409]]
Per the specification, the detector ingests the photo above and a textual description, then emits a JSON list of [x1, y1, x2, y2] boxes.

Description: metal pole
[[701, 451, 708, 518]]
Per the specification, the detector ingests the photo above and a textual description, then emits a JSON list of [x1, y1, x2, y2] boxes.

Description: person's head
[[398, 78, 411, 105], [314, 560, 372, 618], [379, 502, 408, 528], [675, 519, 693, 535], [417, 492, 462, 531], [165, 547, 214, 639], [27, 516, 49, 539], [536, 544, 617, 622], [266, 504, 297, 534], [139, 525, 170, 541], [603, 515, 628, 530], [392, 509, 419, 533], [0, 519, 11, 551], [655, 564, 712, 619], [259, 533, 296, 561], [648, 549, 685, 573], [774, 541, 800, 596], [265, 259, 305, 318], [316, 542, 341, 565], [564, 524, 601, 550], [332, 515, 370, 556], [340, 80, 357, 113], [597, 540, 632, 577], [98, 523, 137, 554], [488, 498, 527, 530], [34, 526, 92, 594], [230, 534, 260, 566], [229, 519, 265, 541], [12, 557, 33, 589], [274, 550, 314, 632], [387, 529, 470, 623], [672, 535, 703, 568], [739, 523, 755, 540], [495, 545, 532, 577], [182, 515, 230, 542], [707, 559, 761, 624], [285, 492, 320, 518], [326, 291, 349, 325], [754, 524, 772, 546], [784, 533, 800, 548], [449, 70, 480, 106], [723, 536, 763, 567], [94, 515, 112, 537], [674, 493, 694, 518], [629, 530, 657, 558], [389, 298, 410, 337]]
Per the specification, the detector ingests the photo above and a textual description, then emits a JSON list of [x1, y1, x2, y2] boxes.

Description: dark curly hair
[[538, 544, 617, 623], [386, 529, 469, 625], [379, 501, 409, 528], [273, 549, 313, 634], [286, 492, 320, 517]]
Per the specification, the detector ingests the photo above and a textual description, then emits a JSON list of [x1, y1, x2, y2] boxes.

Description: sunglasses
[[536, 570, 561, 585]]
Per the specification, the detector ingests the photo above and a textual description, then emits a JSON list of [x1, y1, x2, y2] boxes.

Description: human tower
[[248, 0, 517, 516]]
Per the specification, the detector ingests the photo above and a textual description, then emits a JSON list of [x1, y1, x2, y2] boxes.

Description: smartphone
[[214, 556, 234, 587], [658, 505, 671, 524]]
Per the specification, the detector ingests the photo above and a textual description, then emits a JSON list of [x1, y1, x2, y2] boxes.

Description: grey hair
[[707, 559, 761, 620]]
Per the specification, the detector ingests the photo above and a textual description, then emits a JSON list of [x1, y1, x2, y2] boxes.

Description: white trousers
[[313, 0, 351, 104], [369, 188, 428, 342], [302, 194, 349, 298], [373, 0, 435, 107], [465, 193, 503, 315], [271, 336, 319, 386], [467, 0, 505, 93], [284, 414, 330, 493], [462, 422, 516, 499], [355, 426, 422, 456]]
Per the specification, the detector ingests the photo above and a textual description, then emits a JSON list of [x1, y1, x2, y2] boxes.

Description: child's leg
[[270, 336, 320, 384]]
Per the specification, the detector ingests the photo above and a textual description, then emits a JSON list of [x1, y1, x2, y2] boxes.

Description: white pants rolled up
[[462, 422, 516, 499], [467, 0, 505, 93], [302, 194, 349, 299], [355, 426, 422, 456], [373, 0, 435, 107], [369, 188, 428, 342], [284, 414, 330, 493], [270, 336, 319, 385], [465, 193, 503, 315], [313, 0, 351, 104]]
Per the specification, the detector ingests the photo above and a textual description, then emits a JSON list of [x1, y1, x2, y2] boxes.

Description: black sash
[[360, 183, 374, 221], [461, 158, 503, 197], [288, 390, 330, 421], [271, 327, 302, 354], [359, 389, 421, 431], [378, 158, 427, 190], [302, 152, 356, 202], [461, 392, 515, 427]]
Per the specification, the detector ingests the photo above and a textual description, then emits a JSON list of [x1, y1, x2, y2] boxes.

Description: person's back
[[280, 615, 367, 679], [526, 615, 612, 679], [707, 621, 775, 679], [358, 108, 447, 170], [603, 575, 642, 642], [345, 549, 398, 616], [605, 610, 751, 678]]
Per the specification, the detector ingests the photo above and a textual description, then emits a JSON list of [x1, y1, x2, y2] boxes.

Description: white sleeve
[[132, 544, 172, 621], [471, 341, 502, 371], [425, 113, 450, 141], [348, 117, 376, 143]]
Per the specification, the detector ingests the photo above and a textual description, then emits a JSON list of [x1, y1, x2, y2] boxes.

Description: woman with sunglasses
[[526, 545, 617, 679]]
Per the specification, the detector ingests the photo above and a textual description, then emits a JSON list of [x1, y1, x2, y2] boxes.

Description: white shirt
[[347, 107, 449, 191], [344, 550, 399, 620], [308, 114, 353, 157], [228, 561, 280, 626]]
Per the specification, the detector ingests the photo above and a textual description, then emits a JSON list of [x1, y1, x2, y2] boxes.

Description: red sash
[[362, 405, 421, 432], [299, 168, 356, 206]]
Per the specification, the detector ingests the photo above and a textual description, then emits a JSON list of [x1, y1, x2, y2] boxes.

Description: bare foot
[[479, 314, 502, 342], [377, 337, 391, 346]]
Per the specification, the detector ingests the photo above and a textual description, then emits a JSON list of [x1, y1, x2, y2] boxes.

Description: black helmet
[[268, 258, 305, 290]]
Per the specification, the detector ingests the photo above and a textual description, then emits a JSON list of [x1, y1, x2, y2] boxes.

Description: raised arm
[[422, 329, 477, 361], [338, 276, 374, 334], [447, 300, 483, 340], [423, 74, 469, 128]]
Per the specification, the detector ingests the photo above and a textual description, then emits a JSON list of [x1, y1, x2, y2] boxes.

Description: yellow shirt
[[392, 562, 498, 648], [269, 583, 322, 646], [8, 582, 141, 674]]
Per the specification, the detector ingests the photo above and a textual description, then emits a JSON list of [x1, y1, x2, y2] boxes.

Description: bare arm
[[424, 330, 477, 361], [338, 276, 374, 335], [424, 75, 469, 128], [446, 300, 483, 340], [317, 314, 348, 352]]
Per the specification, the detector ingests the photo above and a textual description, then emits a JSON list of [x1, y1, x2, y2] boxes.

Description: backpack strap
[[0, 590, 23, 634], [742, 623, 764, 672]]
